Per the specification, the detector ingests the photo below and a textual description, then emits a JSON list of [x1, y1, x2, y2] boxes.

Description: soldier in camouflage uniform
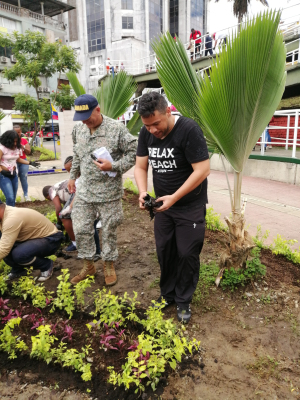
[[68, 94, 137, 285]]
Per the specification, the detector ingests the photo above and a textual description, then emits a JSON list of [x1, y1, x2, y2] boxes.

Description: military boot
[[103, 260, 117, 286], [71, 259, 96, 285]]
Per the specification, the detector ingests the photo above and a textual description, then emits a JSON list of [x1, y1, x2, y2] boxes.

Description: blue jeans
[[4, 231, 64, 274], [94, 220, 101, 255], [265, 129, 271, 149], [0, 173, 18, 206], [17, 162, 29, 197]]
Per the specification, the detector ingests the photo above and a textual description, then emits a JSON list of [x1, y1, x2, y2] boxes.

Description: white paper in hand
[[92, 147, 117, 177]]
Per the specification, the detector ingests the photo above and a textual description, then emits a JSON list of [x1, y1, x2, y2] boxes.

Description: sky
[[208, 0, 300, 34]]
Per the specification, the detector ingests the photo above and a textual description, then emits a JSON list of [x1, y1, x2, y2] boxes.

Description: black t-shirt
[[136, 116, 209, 207]]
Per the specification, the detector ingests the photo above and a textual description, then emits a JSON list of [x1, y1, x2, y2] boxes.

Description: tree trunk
[[215, 170, 255, 286]]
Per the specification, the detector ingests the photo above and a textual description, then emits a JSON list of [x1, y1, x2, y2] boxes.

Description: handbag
[[1, 169, 16, 178]]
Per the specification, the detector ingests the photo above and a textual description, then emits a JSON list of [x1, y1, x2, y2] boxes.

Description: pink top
[[0, 145, 21, 173]]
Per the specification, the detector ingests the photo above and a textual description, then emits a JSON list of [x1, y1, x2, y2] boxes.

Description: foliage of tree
[[0, 31, 80, 100], [0, 30, 81, 141], [13, 94, 51, 139], [152, 11, 286, 278], [213, 0, 268, 24], [50, 84, 76, 111]]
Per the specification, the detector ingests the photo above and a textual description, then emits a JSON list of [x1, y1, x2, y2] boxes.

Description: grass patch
[[149, 277, 160, 288], [247, 355, 280, 380], [123, 178, 139, 195]]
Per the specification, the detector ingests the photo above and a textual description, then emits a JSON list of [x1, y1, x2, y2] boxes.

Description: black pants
[[154, 204, 206, 308], [205, 48, 213, 56]]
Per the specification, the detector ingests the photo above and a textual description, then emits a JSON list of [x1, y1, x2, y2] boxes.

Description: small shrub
[[46, 211, 57, 223], [270, 234, 300, 264], [32, 146, 59, 161], [0, 190, 21, 203], [192, 262, 219, 305], [220, 248, 266, 291], [205, 206, 227, 231], [123, 178, 139, 195], [51, 269, 75, 318], [253, 225, 270, 248]]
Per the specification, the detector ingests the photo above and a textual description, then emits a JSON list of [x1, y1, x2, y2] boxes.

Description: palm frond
[[199, 10, 286, 172], [153, 11, 286, 173], [0, 110, 5, 121], [93, 72, 137, 120], [126, 111, 143, 136], [152, 33, 202, 126], [66, 72, 86, 97]]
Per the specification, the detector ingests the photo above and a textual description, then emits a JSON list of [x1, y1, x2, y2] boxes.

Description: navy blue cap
[[73, 94, 98, 121]]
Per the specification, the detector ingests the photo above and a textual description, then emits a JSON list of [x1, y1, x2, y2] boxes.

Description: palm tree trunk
[[215, 169, 255, 286]]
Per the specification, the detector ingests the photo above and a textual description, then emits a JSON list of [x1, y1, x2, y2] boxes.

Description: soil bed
[[1, 191, 300, 399]]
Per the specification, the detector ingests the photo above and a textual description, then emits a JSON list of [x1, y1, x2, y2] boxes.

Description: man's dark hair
[[138, 92, 168, 118], [42, 185, 52, 198], [191, 28, 195, 32], [0, 130, 21, 150], [64, 156, 73, 165]]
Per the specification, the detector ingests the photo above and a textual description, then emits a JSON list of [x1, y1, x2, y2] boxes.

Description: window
[[190, 0, 203, 35], [122, 16, 133, 29], [149, 0, 163, 46], [121, 0, 133, 10], [169, 0, 178, 38], [0, 17, 21, 34], [86, 0, 106, 53], [32, 25, 45, 34]]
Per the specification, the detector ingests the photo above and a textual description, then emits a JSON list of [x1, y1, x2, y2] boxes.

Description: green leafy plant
[[91, 288, 126, 325], [270, 234, 300, 264], [0, 317, 28, 359], [220, 248, 266, 291], [123, 178, 139, 195], [50, 84, 76, 110], [12, 269, 52, 308], [0, 189, 21, 204], [192, 262, 220, 305], [253, 225, 270, 248], [108, 304, 201, 393], [31, 324, 57, 364], [74, 275, 95, 311], [54, 344, 92, 381], [205, 206, 227, 231], [51, 269, 75, 318], [0, 274, 7, 296], [32, 146, 57, 161], [46, 211, 57, 223]]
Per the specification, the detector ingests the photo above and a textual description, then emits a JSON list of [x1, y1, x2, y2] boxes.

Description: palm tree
[[66, 71, 143, 135], [152, 11, 286, 282], [214, 0, 269, 25]]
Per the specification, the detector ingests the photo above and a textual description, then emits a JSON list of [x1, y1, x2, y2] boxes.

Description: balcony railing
[[0, 0, 65, 30]]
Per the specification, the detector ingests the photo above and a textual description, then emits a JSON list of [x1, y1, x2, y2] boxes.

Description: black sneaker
[[177, 305, 191, 324], [151, 296, 175, 309]]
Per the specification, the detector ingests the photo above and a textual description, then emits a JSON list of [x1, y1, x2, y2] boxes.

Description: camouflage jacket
[[70, 115, 137, 203]]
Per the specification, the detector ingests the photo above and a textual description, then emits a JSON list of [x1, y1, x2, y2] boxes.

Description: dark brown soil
[[1, 191, 300, 399]]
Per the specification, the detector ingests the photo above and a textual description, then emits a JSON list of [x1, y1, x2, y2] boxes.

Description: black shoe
[[177, 305, 191, 324], [151, 296, 175, 309]]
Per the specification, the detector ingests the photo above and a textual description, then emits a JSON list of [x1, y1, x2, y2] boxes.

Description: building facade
[[0, 0, 72, 114], [64, 0, 208, 93]]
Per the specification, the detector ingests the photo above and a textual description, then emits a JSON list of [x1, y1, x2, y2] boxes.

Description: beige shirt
[[0, 206, 58, 260]]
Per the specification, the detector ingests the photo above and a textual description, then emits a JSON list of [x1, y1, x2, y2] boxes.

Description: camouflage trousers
[[72, 197, 123, 261]]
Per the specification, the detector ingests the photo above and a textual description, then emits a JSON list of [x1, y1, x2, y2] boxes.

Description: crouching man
[[0, 200, 64, 281]]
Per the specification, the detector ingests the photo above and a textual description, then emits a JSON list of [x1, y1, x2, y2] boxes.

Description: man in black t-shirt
[[135, 92, 210, 324]]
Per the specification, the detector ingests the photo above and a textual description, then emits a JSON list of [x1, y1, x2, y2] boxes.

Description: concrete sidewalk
[[18, 164, 300, 246]]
